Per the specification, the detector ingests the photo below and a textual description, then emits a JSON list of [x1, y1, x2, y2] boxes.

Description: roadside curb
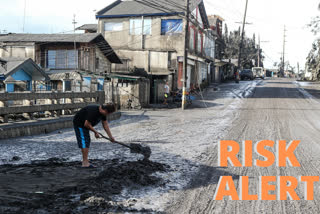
[[0, 112, 121, 140]]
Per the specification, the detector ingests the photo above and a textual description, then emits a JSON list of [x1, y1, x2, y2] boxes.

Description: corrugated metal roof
[[76, 24, 98, 32], [47, 70, 82, 81], [109, 74, 144, 80], [96, 0, 200, 17], [0, 34, 122, 64], [47, 70, 104, 81], [0, 33, 101, 43]]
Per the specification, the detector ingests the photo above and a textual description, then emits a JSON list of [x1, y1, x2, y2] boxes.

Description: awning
[[214, 60, 228, 66], [109, 74, 143, 81]]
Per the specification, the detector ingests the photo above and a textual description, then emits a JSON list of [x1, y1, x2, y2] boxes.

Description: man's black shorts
[[74, 126, 91, 148]]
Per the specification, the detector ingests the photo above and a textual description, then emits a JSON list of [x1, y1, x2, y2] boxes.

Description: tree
[[223, 29, 263, 69], [224, 23, 229, 43], [307, 3, 320, 34]]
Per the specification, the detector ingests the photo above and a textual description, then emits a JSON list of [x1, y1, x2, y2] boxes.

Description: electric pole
[[182, 0, 190, 110], [258, 35, 260, 67], [257, 35, 269, 67], [281, 25, 287, 77], [72, 14, 78, 69], [237, 0, 249, 83]]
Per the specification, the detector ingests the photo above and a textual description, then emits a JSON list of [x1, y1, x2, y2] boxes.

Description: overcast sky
[[0, 0, 319, 69]]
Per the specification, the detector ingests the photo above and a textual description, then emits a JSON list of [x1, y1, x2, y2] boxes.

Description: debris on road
[[0, 158, 169, 213], [99, 133, 152, 160]]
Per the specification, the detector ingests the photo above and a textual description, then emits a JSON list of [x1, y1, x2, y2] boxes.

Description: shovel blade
[[129, 143, 152, 160]]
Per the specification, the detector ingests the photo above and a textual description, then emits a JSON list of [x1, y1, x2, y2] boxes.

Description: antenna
[[72, 14, 78, 69], [23, 0, 27, 32]]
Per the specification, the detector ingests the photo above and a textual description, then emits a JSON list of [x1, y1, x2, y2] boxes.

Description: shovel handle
[[98, 133, 132, 149]]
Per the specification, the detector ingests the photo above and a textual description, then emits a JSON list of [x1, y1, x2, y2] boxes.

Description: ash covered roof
[[76, 24, 98, 32], [0, 33, 102, 43], [0, 33, 122, 64]]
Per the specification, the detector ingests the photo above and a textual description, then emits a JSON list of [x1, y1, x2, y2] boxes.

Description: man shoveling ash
[[73, 103, 116, 168]]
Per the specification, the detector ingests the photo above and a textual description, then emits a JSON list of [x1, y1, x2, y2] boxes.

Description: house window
[[130, 19, 152, 35], [96, 58, 100, 69], [82, 50, 90, 71], [0, 82, 5, 92], [197, 32, 202, 54], [67, 50, 78, 69], [47, 50, 78, 69], [48, 50, 56, 68], [189, 27, 195, 51], [104, 22, 123, 31], [14, 82, 29, 92], [161, 19, 183, 35], [97, 78, 104, 91], [64, 80, 71, 91]]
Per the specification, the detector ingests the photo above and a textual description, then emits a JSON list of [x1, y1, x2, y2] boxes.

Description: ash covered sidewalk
[[0, 81, 258, 213]]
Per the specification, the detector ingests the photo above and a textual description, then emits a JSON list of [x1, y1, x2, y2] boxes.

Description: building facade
[[96, 0, 215, 103]]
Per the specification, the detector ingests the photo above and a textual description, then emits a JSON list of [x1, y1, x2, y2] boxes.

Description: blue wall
[[6, 83, 14, 92], [11, 69, 32, 81], [6, 69, 32, 92]]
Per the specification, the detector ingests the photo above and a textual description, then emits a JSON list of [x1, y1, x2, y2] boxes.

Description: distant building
[[96, 0, 215, 103], [208, 15, 226, 83]]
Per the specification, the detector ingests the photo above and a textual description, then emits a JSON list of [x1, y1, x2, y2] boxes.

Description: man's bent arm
[[102, 120, 114, 141], [84, 120, 98, 135]]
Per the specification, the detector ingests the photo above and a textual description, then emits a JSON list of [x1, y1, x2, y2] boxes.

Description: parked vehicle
[[240, 69, 254, 80], [252, 67, 265, 79], [171, 90, 193, 105]]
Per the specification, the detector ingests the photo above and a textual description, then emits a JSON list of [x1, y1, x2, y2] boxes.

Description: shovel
[[98, 133, 152, 160]]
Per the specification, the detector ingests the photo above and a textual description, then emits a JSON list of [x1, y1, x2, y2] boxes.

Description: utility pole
[[72, 14, 78, 69], [297, 62, 300, 75], [236, 0, 249, 83], [281, 25, 287, 77], [141, 16, 145, 50], [257, 35, 269, 67], [182, 0, 190, 110], [258, 35, 260, 67]]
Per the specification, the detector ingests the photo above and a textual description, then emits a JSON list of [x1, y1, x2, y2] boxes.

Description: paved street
[[2, 78, 320, 213], [166, 78, 320, 213]]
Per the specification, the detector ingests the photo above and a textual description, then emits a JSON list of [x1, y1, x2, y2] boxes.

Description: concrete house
[[96, 0, 215, 103], [0, 33, 121, 92], [208, 15, 226, 83], [0, 57, 49, 92]]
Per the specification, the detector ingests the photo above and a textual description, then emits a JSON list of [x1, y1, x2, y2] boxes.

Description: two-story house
[[0, 33, 121, 92], [96, 0, 215, 103], [208, 15, 227, 83]]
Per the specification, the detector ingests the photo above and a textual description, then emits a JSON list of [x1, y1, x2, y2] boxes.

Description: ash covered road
[[2, 78, 320, 213], [166, 79, 320, 214]]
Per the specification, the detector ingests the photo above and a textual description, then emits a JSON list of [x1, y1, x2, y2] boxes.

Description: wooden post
[[3, 100, 8, 123]]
